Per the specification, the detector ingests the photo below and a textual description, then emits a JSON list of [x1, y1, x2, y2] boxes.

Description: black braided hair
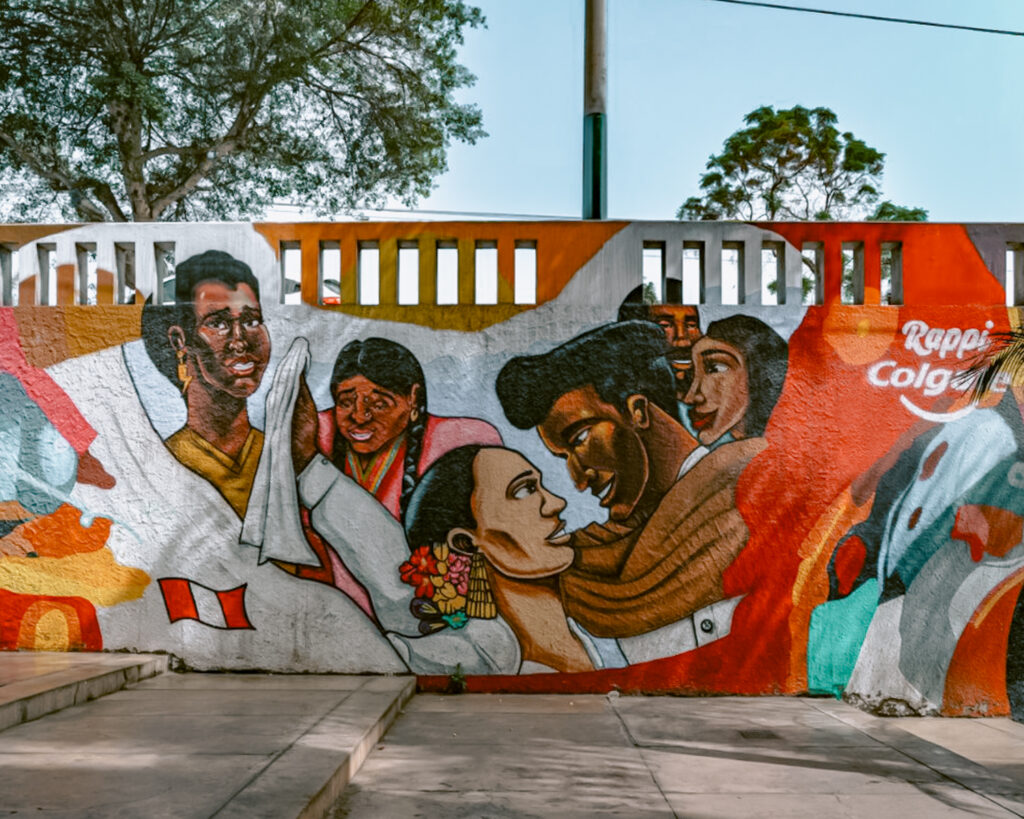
[[329, 338, 427, 518]]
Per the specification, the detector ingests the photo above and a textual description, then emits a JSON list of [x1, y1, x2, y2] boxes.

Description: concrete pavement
[[334, 693, 1024, 818], [5, 653, 1024, 818]]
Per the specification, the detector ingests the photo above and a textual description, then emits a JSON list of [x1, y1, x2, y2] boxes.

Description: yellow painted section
[[32, 608, 71, 651], [0, 549, 150, 606]]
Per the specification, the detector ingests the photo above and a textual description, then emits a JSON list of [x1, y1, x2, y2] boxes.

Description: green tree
[[0, 0, 485, 222], [869, 201, 929, 222], [678, 105, 925, 222]]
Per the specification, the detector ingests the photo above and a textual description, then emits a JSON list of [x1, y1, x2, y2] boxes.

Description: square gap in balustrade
[[397, 241, 419, 305], [436, 241, 458, 305], [514, 240, 536, 305], [76, 243, 97, 305], [641, 241, 665, 304], [280, 241, 302, 305]]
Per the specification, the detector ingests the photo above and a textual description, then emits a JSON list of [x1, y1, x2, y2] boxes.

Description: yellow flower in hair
[[436, 594, 467, 615], [436, 581, 458, 600], [433, 542, 450, 562]]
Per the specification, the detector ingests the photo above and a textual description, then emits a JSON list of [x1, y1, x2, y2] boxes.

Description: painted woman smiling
[[319, 338, 501, 520], [684, 315, 789, 447]]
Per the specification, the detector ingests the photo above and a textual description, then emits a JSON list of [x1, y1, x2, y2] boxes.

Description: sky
[[375, 0, 1024, 223]]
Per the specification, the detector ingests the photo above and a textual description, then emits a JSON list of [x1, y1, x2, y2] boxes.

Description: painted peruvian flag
[[158, 578, 254, 630]]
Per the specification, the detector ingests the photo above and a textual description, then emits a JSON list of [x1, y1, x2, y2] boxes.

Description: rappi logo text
[[866, 319, 1006, 421]]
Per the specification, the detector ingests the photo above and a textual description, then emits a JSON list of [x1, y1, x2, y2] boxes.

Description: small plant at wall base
[[0, 0, 485, 222], [446, 663, 468, 694], [678, 105, 927, 222]]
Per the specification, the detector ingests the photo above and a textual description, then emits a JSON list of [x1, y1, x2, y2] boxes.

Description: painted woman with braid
[[317, 338, 501, 520]]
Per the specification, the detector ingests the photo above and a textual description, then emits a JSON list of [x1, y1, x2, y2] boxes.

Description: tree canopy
[[0, 0, 486, 222], [678, 105, 926, 222]]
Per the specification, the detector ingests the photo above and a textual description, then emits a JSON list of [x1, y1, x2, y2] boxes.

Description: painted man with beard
[[141, 250, 271, 517], [496, 321, 763, 657]]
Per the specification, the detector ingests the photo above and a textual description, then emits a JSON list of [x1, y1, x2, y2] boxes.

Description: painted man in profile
[[496, 321, 762, 654]]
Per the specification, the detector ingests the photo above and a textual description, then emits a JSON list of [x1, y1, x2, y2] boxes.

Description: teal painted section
[[807, 579, 878, 698]]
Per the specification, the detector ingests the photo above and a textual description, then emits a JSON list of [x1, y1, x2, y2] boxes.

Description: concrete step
[[0, 669, 415, 818], [0, 651, 168, 731]]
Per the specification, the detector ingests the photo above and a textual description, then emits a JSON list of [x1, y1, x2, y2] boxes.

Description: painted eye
[[569, 427, 590, 448], [511, 479, 538, 500], [244, 316, 263, 328]]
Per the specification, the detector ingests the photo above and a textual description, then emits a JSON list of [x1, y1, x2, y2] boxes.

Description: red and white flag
[[158, 578, 254, 630]]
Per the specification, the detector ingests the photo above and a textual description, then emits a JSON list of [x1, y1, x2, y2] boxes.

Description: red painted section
[[0, 309, 96, 454], [0, 589, 102, 651]]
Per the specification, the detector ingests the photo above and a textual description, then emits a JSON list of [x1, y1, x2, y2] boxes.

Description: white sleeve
[[297, 456, 525, 675], [298, 455, 420, 635], [387, 618, 522, 676]]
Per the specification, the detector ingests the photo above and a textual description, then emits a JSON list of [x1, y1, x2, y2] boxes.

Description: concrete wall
[[2, 220, 1024, 715]]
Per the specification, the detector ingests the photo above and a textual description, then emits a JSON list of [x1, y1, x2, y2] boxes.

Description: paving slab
[[0, 667, 414, 819], [0, 651, 167, 731]]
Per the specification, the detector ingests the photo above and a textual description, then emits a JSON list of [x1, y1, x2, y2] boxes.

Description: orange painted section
[[12, 505, 112, 557], [942, 570, 1024, 716], [0, 225, 76, 246], [760, 222, 1005, 306], [96, 267, 115, 305], [56, 263, 75, 305], [12, 305, 141, 368]]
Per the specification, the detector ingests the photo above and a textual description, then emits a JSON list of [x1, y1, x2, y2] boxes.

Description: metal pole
[[583, 0, 607, 219]]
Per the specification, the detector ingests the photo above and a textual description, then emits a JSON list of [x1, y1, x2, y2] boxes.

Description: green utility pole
[[583, 0, 607, 220]]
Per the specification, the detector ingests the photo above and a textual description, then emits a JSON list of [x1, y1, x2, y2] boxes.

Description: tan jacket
[[560, 437, 765, 638]]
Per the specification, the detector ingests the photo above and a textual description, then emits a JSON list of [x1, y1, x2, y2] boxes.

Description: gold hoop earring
[[409, 407, 420, 422], [465, 550, 497, 619], [176, 349, 192, 395]]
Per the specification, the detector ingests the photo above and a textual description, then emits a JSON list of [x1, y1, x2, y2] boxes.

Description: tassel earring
[[176, 349, 192, 394], [465, 549, 497, 619]]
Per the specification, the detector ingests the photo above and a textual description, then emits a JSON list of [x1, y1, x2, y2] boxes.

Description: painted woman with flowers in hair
[[398, 445, 605, 674]]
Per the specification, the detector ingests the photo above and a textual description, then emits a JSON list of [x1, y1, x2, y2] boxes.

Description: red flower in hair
[[400, 545, 439, 599]]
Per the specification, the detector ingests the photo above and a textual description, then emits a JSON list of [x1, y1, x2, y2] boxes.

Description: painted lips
[[225, 358, 257, 376], [689, 408, 716, 432], [590, 476, 616, 507], [547, 522, 571, 545]]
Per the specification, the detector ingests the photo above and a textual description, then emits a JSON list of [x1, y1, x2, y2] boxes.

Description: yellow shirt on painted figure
[[165, 427, 264, 519]]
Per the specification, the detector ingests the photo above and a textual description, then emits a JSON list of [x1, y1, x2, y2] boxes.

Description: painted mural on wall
[[2, 220, 1024, 717]]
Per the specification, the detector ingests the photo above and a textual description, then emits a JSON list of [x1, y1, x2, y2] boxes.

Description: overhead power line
[[701, 0, 1024, 37]]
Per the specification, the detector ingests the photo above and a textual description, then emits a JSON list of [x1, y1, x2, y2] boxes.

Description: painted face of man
[[537, 385, 651, 522], [648, 305, 701, 353], [648, 305, 701, 394], [186, 281, 270, 399], [461, 447, 573, 580], [333, 375, 418, 456], [683, 336, 750, 446]]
